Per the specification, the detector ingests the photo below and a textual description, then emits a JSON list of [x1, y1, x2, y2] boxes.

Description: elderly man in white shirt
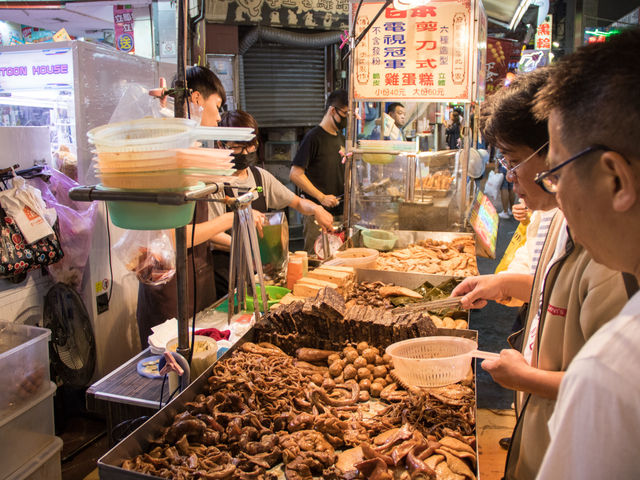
[[532, 28, 640, 480]]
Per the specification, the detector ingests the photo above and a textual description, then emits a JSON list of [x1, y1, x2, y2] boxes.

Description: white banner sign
[[353, 0, 475, 101]]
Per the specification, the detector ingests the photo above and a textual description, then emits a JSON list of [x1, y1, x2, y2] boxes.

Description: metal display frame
[[342, 0, 487, 235]]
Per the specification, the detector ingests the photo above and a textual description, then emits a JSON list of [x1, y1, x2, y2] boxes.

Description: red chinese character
[[419, 73, 434, 86], [385, 73, 400, 85], [415, 40, 437, 51], [416, 58, 437, 69], [385, 7, 406, 18], [537, 37, 551, 49], [402, 73, 416, 85], [410, 6, 437, 17], [416, 21, 437, 32], [537, 23, 550, 36]]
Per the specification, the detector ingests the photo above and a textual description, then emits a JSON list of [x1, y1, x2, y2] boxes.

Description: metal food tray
[[97, 326, 478, 480], [354, 269, 470, 325]]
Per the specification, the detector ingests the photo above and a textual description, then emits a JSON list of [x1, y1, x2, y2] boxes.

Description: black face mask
[[333, 110, 348, 131], [232, 151, 258, 170]]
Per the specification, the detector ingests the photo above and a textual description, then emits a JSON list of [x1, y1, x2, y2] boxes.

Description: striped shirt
[[529, 209, 558, 275]]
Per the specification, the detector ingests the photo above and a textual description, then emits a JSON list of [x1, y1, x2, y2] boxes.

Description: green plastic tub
[[362, 229, 398, 251], [100, 183, 203, 230]]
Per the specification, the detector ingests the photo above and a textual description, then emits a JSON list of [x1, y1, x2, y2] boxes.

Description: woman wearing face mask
[[210, 110, 334, 298]]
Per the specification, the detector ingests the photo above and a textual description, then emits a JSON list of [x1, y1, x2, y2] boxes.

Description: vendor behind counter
[[209, 110, 334, 299]]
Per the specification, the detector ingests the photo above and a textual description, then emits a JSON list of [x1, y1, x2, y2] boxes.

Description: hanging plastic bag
[[113, 230, 176, 286], [27, 169, 98, 290], [484, 170, 504, 212], [0, 175, 55, 244]]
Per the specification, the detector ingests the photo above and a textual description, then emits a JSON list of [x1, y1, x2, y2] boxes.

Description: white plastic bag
[[484, 170, 504, 212], [113, 230, 176, 286], [0, 176, 56, 244]]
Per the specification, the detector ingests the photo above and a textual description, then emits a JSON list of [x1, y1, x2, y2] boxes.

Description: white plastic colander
[[386, 336, 500, 387], [88, 117, 254, 152]]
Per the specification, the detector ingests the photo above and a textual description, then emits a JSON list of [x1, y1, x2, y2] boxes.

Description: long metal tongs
[[226, 190, 269, 325], [393, 296, 463, 313]]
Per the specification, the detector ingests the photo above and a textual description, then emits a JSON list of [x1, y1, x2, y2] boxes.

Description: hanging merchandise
[[0, 174, 55, 244], [113, 229, 176, 286], [0, 203, 63, 278]]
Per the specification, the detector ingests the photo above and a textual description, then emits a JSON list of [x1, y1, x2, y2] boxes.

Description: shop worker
[[533, 28, 640, 480], [290, 89, 348, 253], [209, 109, 334, 297], [137, 66, 254, 347], [451, 68, 630, 480], [369, 102, 406, 141]]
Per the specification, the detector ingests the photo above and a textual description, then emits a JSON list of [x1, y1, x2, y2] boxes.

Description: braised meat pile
[[255, 287, 436, 354], [122, 341, 476, 479]]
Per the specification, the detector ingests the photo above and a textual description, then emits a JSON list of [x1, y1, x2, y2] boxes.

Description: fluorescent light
[[509, 0, 532, 30], [393, 0, 430, 11]]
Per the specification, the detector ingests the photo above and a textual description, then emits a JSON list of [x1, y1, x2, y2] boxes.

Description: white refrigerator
[[0, 40, 175, 378]]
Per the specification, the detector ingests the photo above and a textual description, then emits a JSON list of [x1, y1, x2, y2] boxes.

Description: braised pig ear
[[378, 286, 423, 299], [437, 449, 476, 480], [438, 436, 476, 456], [424, 454, 445, 470], [435, 459, 466, 480]]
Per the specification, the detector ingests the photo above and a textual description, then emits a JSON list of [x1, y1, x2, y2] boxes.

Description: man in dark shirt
[[290, 89, 348, 253]]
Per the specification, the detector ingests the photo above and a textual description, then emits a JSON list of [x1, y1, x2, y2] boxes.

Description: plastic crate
[[0, 382, 56, 478], [5, 436, 62, 480], [0, 322, 51, 414]]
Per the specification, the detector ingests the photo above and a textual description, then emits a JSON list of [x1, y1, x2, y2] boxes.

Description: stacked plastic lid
[[88, 117, 254, 189]]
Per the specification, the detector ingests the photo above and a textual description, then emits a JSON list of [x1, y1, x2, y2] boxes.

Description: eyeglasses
[[335, 107, 350, 117], [220, 141, 251, 152], [534, 144, 609, 193], [498, 141, 549, 182]]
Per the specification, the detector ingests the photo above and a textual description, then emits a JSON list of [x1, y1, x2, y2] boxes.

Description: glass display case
[[348, 142, 470, 232]]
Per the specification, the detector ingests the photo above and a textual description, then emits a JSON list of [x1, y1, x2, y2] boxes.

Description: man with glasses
[[290, 89, 348, 253], [451, 68, 628, 480], [532, 29, 640, 480]]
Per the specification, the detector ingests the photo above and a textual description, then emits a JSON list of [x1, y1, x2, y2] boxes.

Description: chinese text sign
[[354, 0, 474, 101]]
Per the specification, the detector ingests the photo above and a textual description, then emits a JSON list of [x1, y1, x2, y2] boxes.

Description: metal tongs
[[393, 296, 463, 313]]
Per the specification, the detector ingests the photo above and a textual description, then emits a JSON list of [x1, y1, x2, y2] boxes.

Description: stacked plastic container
[[0, 322, 61, 480]]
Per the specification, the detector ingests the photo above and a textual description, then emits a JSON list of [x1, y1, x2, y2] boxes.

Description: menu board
[[468, 189, 498, 258], [353, 0, 475, 101]]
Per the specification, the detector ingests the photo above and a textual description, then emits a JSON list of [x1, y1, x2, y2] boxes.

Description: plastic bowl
[[333, 248, 379, 269], [386, 336, 477, 387], [99, 183, 203, 230], [362, 229, 398, 251], [216, 285, 291, 313], [361, 153, 395, 165], [246, 285, 291, 311]]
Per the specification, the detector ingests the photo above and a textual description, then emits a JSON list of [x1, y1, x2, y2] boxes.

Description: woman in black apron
[[211, 110, 336, 300]]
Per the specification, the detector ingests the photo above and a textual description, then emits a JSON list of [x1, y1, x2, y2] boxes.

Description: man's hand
[[321, 194, 339, 208], [313, 206, 334, 231], [450, 274, 509, 309], [252, 210, 266, 238], [481, 349, 531, 391], [512, 200, 530, 223]]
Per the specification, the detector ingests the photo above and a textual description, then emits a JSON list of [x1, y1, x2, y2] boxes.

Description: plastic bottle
[[293, 251, 309, 275], [286, 257, 304, 290]]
